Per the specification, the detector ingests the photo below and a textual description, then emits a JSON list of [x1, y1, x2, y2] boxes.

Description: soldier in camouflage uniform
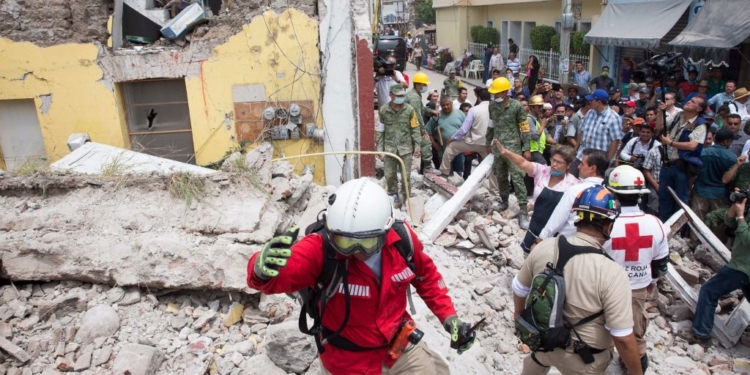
[[442, 69, 463, 100], [376, 84, 423, 206], [485, 77, 532, 229], [404, 72, 438, 174]]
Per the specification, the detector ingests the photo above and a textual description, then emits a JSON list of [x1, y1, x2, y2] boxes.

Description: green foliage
[[470, 25, 483, 43], [475, 27, 499, 45], [550, 34, 560, 53], [414, 0, 435, 25], [572, 31, 590, 56], [529, 25, 556, 51]]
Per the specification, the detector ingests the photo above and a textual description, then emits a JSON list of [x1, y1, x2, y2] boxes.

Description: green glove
[[254, 226, 299, 280], [443, 315, 477, 355]]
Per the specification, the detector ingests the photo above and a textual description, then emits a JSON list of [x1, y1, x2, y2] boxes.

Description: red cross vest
[[604, 206, 669, 290]]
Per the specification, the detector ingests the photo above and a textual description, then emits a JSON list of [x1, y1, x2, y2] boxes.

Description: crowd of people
[[243, 43, 750, 374]]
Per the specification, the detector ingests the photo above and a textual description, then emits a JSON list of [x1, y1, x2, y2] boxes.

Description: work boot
[[677, 330, 712, 348], [518, 206, 530, 230], [423, 166, 438, 175], [492, 199, 509, 212]]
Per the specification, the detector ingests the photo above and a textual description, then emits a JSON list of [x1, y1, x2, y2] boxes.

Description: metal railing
[[518, 47, 590, 83]]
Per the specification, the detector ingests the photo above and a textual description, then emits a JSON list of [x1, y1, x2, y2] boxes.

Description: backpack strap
[[391, 220, 419, 315], [554, 236, 610, 273]]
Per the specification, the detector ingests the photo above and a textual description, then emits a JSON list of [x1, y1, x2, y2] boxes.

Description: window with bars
[[121, 79, 196, 164]]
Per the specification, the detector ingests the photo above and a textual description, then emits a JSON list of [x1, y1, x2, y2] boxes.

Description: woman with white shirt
[[493, 139, 579, 253]]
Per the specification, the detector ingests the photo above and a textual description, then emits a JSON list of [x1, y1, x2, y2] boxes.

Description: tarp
[[584, 0, 691, 48], [669, 0, 750, 49]]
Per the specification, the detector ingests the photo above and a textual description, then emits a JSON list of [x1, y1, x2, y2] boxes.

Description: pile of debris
[[1, 143, 750, 374]]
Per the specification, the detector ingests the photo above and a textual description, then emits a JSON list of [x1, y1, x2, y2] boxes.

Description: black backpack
[[298, 212, 419, 353]]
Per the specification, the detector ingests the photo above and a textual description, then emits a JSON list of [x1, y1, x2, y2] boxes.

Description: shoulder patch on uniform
[[410, 112, 419, 128], [376, 121, 385, 132], [518, 119, 530, 133]]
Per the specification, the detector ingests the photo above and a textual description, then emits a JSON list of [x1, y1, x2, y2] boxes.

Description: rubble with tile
[[0, 146, 748, 374]]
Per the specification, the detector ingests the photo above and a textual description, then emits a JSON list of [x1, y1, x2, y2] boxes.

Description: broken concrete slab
[[0, 337, 30, 364], [0, 175, 282, 292], [111, 344, 164, 375], [422, 157, 493, 241], [50, 142, 215, 176]]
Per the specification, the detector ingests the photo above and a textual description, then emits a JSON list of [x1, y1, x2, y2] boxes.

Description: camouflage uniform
[[486, 98, 532, 206], [443, 77, 463, 99], [404, 88, 434, 167], [376, 87, 422, 199]]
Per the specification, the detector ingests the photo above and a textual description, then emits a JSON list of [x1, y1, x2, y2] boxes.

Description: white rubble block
[[258, 294, 296, 324], [50, 142, 215, 176], [74, 305, 120, 345], [0, 176, 283, 291], [242, 353, 287, 375], [265, 320, 317, 373], [111, 344, 164, 375]]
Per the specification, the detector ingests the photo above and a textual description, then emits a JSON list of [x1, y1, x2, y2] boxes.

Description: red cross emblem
[[611, 223, 652, 262], [634, 176, 644, 186]]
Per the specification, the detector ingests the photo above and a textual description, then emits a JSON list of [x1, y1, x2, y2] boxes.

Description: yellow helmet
[[528, 95, 545, 106], [488, 77, 511, 94], [413, 72, 430, 85]]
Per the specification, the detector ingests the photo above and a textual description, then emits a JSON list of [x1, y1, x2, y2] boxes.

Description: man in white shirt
[[489, 47, 504, 74], [729, 87, 750, 123], [452, 87, 469, 112], [375, 56, 407, 108], [620, 123, 661, 167], [663, 92, 683, 126], [486, 69, 501, 88], [535, 149, 609, 244]]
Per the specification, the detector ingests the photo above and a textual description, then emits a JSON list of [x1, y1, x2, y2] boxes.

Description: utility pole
[[559, 0, 573, 84]]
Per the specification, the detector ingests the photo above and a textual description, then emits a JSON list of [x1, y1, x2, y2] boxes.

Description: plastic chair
[[467, 60, 484, 80]]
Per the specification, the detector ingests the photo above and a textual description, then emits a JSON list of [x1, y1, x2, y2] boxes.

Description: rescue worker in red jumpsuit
[[247, 178, 476, 374]]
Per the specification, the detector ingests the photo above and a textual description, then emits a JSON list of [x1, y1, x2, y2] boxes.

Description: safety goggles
[[329, 231, 386, 256]]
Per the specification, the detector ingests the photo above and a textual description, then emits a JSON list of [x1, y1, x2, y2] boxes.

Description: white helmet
[[607, 165, 650, 195], [326, 179, 394, 255]]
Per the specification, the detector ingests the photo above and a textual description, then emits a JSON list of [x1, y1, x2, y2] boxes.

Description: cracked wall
[[0, 8, 326, 183]]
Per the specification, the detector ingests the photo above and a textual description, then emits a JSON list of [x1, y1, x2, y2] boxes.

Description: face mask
[[421, 87, 428, 94], [602, 72, 609, 77], [494, 96, 505, 103], [393, 97, 405, 105], [551, 171, 563, 177]]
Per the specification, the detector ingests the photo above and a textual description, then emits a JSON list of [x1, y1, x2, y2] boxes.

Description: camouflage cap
[[390, 84, 406, 96]]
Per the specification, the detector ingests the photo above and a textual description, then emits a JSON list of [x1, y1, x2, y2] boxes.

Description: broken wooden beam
[[423, 173, 458, 197], [422, 157, 493, 241], [663, 203, 750, 347]]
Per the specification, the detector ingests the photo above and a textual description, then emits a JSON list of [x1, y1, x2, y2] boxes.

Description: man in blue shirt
[[708, 81, 736, 112], [572, 60, 591, 94], [693, 128, 736, 222]]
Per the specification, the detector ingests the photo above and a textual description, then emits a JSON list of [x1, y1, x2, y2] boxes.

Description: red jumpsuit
[[247, 224, 456, 375]]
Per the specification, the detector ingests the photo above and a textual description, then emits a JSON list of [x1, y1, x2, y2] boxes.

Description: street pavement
[[402, 62, 485, 105]]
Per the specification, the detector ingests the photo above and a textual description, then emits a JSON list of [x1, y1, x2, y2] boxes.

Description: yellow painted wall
[[0, 9, 326, 184], [185, 9, 325, 184], [0, 41, 129, 161], [436, 0, 601, 60]]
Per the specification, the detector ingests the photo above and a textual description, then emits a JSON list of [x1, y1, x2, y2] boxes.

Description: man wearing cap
[[571, 89, 622, 177], [705, 66, 726, 98], [376, 84, 423, 207], [627, 83, 640, 102], [728, 87, 750, 123], [655, 96, 709, 221], [525, 95, 550, 175], [590, 66, 615, 93], [708, 80, 736, 112], [442, 69, 463, 100], [621, 100, 636, 120], [693, 128, 737, 222], [566, 96, 589, 150], [486, 77, 533, 229], [679, 68, 700, 98], [635, 87, 651, 118]]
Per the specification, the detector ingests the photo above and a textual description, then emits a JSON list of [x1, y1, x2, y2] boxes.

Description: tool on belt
[[388, 319, 424, 360]]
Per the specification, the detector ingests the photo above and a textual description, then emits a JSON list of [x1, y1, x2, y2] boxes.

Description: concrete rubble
[[0, 144, 749, 374]]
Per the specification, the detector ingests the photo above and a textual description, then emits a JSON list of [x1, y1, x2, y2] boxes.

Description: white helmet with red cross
[[607, 165, 650, 195]]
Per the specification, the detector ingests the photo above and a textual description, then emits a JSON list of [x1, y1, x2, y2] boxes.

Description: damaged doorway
[[0, 99, 47, 171], [121, 79, 196, 164]]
